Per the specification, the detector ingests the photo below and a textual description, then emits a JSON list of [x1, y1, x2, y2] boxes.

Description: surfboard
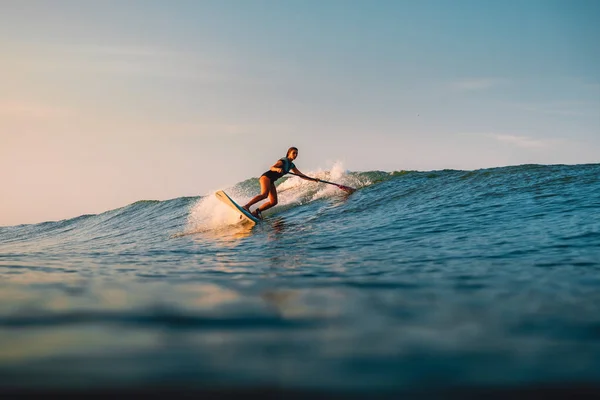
[[215, 190, 261, 226]]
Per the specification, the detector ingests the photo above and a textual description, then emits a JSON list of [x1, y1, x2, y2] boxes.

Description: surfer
[[243, 147, 318, 219]]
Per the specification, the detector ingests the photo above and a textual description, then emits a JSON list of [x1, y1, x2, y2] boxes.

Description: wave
[[1, 163, 598, 248]]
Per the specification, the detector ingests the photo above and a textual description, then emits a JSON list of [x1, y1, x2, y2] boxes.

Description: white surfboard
[[215, 190, 261, 226]]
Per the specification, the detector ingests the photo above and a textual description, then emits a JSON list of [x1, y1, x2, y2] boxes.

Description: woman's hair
[[286, 147, 298, 157]]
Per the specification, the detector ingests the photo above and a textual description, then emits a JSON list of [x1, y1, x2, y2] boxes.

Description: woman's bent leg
[[244, 176, 270, 210], [257, 181, 278, 213]]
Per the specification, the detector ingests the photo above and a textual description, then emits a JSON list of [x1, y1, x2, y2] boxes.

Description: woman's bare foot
[[252, 209, 263, 220]]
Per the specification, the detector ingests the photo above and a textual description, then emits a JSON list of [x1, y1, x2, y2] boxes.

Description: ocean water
[[1, 163, 599, 395]]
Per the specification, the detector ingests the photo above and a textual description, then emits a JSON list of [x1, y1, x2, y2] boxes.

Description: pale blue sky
[[1, 0, 599, 225]]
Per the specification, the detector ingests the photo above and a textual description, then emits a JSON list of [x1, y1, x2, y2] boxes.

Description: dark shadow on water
[[3, 384, 600, 399], [269, 217, 288, 237]]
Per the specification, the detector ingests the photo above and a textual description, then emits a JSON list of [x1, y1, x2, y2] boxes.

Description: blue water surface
[[1, 164, 599, 394]]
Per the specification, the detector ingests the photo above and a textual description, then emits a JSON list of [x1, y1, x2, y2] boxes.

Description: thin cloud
[[0, 100, 74, 119], [15, 41, 181, 59], [10, 41, 238, 83], [450, 78, 507, 91], [460, 132, 563, 149], [169, 122, 250, 137], [60, 44, 177, 58], [513, 101, 598, 117], [492, 134, 550, 148], [585, 82, 600, 91], [488, 133, 562, 149]]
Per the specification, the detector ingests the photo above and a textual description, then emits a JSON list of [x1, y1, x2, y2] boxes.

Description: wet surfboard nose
[[215, 190, 261, 226]]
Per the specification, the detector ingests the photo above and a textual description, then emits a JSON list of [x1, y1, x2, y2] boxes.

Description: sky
[[1, 0, 599, 226]]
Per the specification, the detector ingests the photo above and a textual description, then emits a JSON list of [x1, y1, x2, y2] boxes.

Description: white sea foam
[[185, 161, 353, 232], [186, 189, 241, 232]]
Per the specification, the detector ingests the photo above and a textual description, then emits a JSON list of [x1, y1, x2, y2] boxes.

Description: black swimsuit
[[261, 157, 295, 182]]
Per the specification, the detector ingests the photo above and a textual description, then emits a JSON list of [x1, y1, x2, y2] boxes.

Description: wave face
[[1, 163, 600, 393]]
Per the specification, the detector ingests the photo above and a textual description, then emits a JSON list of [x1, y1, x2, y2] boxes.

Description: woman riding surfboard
[[243, 147, 317, 219]]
